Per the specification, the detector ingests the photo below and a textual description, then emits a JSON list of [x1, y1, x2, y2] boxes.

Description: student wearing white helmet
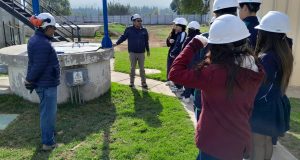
[[114, 14, 150, 88], [238, 0, 262, 48], [26, 13, 60, 151], [169, 17, 187, 92], [250, 11, 293, 160], [169, 14, 264, 160], [213, 0, 239, 17], [166, 17, 180, 86], [179, 21, 201, 102]]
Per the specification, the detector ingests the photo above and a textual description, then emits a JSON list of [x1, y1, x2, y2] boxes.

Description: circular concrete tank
[[0, 42, 114, 104]]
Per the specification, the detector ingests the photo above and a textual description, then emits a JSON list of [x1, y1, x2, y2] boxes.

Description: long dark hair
[[255, 30, 294, 93], [210, 39, 255, 96]]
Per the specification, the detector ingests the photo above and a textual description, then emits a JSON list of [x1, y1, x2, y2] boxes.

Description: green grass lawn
[[280, 98, 300, 159], [0, 83, 197, 160], [114, 47, 169, 81], [94, 23, 126, 40]]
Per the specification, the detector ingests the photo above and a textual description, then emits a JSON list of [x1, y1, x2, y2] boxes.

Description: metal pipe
[[101, 0, 112, 48], [73, 86, 77, 104], [70, 87, 73, 103], [77, 86, 81, 104]]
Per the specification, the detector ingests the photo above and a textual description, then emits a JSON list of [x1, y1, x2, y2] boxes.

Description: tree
[[170, 0, 181, 14], [170, 0, 207, 14], [43, 0, 71, 16], [108, 2, 130, 15]]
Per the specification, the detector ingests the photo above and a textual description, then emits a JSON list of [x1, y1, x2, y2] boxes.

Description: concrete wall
[[209, 0, 300, 87], [0, 43, 113, 104]]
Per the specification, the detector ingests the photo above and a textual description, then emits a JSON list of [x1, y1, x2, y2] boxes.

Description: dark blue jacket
[[243, 16, 259, 48], [250, 50, 290, 138], [170, 31, 186, 58], [116, 26, 149, 53], [193, 33, 209, 113], [26, 30, 60, 87]]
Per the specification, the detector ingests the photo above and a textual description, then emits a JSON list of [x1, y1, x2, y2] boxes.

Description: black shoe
[[129, 83, 134, 88], [142, 83, 148, 88]]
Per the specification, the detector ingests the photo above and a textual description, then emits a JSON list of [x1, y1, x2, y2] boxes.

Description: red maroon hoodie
[[169, 38, 265, 160]]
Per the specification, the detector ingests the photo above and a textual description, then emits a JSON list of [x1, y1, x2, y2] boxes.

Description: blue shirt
[[26, 30, 60, 87], [251, 50, 290, 137], [116, 26, 149, 53], [243, 16, 259, 49]]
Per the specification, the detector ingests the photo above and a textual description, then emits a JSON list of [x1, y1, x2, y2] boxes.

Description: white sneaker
[[170, 86, 178, 92], [166, 81, 171, 86]]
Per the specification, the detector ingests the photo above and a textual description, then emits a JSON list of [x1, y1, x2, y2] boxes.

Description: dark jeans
[[166, 55, 174, 81], [197, 151, 219, 160], [35, 86, 57, 145]]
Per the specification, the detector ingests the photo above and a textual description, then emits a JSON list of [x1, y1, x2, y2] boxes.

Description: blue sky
[[69, 0, 173, 8]]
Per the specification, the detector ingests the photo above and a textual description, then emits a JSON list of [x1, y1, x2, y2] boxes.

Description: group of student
[[166, 0, 294, 159]]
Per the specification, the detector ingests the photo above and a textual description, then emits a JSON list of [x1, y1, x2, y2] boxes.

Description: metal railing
[[1, 0, 81, 42], [36, 0, 81, 41]]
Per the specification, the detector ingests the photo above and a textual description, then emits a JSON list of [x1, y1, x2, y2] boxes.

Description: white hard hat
[[131, 14, 142, 21], [36, 13, 56, 28], [175, 17, 188, 26], [172, 17, 179, 23], [238, 0, 262, 3], [208, 14, 250, 44], [187, 21, 200, 30], [213, 0, 239, 11], [255, 11, 290, 33]]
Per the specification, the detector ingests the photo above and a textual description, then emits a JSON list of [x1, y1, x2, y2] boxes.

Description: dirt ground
[[82, 25, 172, 52]]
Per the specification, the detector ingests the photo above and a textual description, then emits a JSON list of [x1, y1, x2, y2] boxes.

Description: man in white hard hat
[[114, 14, 150, 88], [238, 0, 262, 48], [25, 13, 60, 151]]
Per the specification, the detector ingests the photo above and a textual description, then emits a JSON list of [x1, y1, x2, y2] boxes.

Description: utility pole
[[101, 0, 112, 48], [32, 0, 40, 15]]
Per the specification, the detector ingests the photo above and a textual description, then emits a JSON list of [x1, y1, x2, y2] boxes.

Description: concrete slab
[[135, 69, 161, 75], [0, 114, 18, 130], [0, 77, 9, 87], [272, 143, 298, 160], [111, 71, 130, 82], [0, 87, 11, 95], [151, 83, 175, 97]]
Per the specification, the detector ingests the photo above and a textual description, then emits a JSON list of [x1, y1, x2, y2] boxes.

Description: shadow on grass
[[130, 88, 163, 128], [0, 88, 116, 160]]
